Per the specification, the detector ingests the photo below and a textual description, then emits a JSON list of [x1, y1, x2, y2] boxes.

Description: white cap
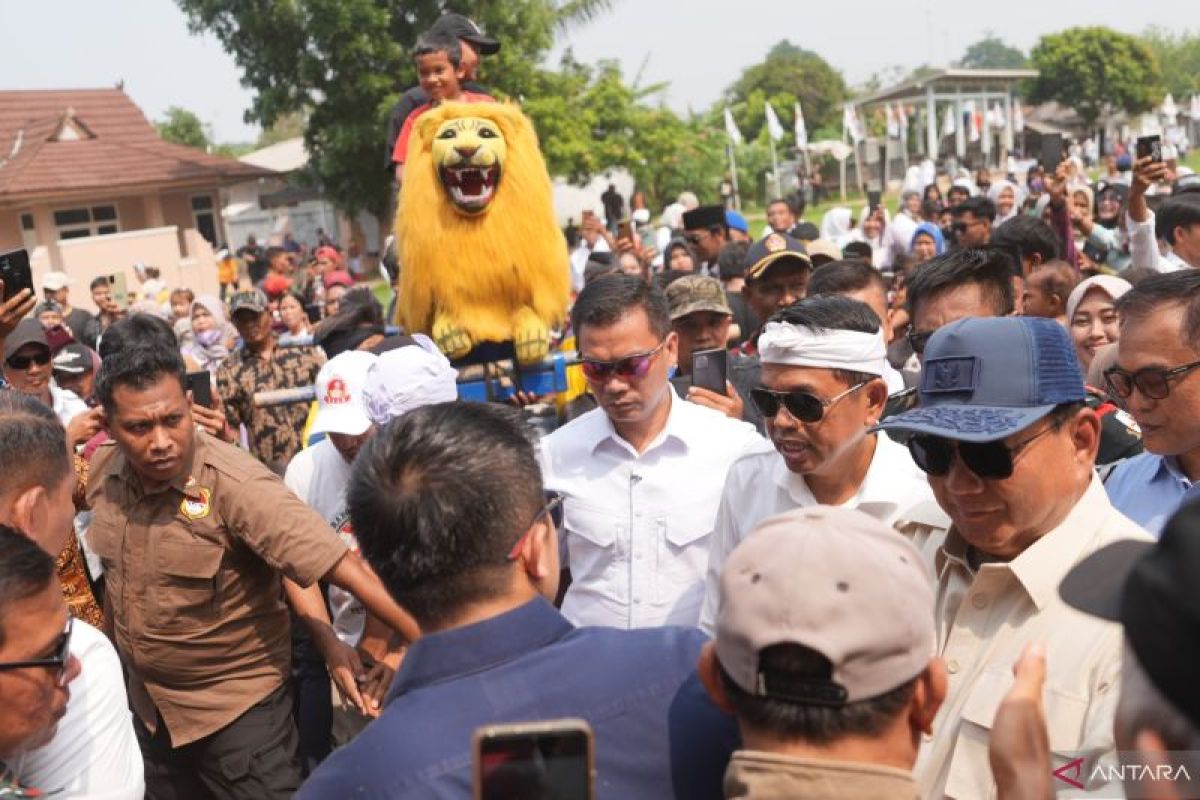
[[363, 335, 459, 426], [42, 272, 72, 291], [310, 351, 378, 437]]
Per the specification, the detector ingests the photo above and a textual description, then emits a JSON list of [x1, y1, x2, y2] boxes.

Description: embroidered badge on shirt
[[180, 487, 212, 520]]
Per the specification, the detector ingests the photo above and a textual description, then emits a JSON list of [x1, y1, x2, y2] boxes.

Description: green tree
[[1141, 27, 1200, 100], [1027, 27, 1164, 131], [723, 40, 847, 143], [257, 110, 309, 148], [156, 106, 209, 149], [175, 0, 612, 222], [956, 34, 1027, 69]]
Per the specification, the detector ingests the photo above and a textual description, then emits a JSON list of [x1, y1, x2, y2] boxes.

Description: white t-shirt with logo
[[284, 439, 365, 646]]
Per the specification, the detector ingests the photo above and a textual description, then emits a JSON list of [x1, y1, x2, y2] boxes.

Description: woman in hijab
[[1066, 275, 1132, 372], [910, 222, 946, 264], [181, 296, 233, 372], [922, 183, 944, 211], [855, 205, 891, 269], [1087, 182, 1132, 272], [662, 238, 698, 274], [987, 179, 1026, 225], [819, 207, 855, 247]]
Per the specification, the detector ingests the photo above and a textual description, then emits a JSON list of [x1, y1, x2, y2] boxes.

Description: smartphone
[[108, 271, 128, 307], [0, 248, 33, 302], [305, 303, 322, 324], [692, 347, 728, 394], [185, 371, 214, 408], [474, 719, 594, 800], [867, 190, 882, 214], [617, 219, 633, 241], [1039, 133, 1064, 170], [1136, 135, 1162, 164]]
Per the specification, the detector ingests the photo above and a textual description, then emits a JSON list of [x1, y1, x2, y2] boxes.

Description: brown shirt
[[86, 430, 348, 746], [216, 342, 325, 472], [724, 751, 918, 800]]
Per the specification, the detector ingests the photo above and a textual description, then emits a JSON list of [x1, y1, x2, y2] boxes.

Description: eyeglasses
[[907, 329, 935, 355], [1104, 358, 1200, 401], [579, 339, 668, 383], [507, 492, 564, 561], [6, 350, 51, 370], [907, 424, 1057, 480], [0, 618, 73, 686], [749, 381, 868, 424]]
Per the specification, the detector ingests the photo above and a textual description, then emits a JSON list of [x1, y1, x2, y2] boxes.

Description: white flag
[[1013, 102, 1025, 134], [885, 104, 900, 139], [941, 105, 956, 138], [765, 102, 785, 143], [793, 101, 808, 148], [843, 104, 864, 144], [967, 102, 980, 143], [723, 107, 743, 146]]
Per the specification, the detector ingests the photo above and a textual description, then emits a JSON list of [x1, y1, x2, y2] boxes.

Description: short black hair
[[767, 198, 794, 212], [98, 313, 179, 359], [991, 215, 1059, 265], [95, 342, 187, 414], [841, 241, 873, 263], [90, 275, 111, 291], [1115, 270, 1200, 346], [571, 273, 671, 340], [0, 392, 70, 502], [1155, 194, 1200, 245], [952, 196, 997, 222], [348, 402, 542, 628], [906, 249, 1015, 319], [1029, 259, 1079, 303], [413, 32, 462, 67], [0, 525, 56, 647], [719, 643, 916, 744], [808, 259, 887, 298], [717, 241, 751, 281], [769, 295, 882, 386], [265, 246, 286, 264]]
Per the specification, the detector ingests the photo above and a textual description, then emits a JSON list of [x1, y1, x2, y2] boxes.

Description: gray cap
[[715, 506, 934, 705]]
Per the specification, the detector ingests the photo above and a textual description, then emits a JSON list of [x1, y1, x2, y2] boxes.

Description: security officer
[[88, 338, 418, 799]]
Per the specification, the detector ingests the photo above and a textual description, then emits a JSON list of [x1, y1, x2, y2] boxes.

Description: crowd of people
[[4, 10, 1200, 800]]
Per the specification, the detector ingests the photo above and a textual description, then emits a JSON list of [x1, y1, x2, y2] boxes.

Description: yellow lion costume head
[[396, 101, 569, 364]]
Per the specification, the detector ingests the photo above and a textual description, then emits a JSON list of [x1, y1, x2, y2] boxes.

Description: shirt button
[[971, 594, 988, 609], [946, 659, 960, 674]]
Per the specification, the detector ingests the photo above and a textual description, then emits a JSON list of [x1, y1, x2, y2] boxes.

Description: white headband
[[758, 321, 887, 376]]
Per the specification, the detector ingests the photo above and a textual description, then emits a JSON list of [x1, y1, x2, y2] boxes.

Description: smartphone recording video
[[474, 719, 594, 800]]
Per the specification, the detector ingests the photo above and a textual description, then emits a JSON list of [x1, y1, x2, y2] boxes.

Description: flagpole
[[727, 142, 741, 212], [769, 137, 779, 201]]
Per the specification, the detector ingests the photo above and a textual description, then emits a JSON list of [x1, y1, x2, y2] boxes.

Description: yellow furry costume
[[395, 101, 569, 364]]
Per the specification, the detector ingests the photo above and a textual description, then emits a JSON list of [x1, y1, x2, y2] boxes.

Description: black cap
[[52, 342, 94, 375], [789, 221, 820, 242], [1060, 501, 1200, 728], [429, 13, 500, 56], [682, 205, 726, 232], [4, 318, 49, 361], [742, 232, 812, 281], [1172, 173, 1200, 197]]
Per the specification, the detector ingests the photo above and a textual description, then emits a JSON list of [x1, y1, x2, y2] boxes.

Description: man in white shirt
[[569, 212, 612, 293], [699, 295, 941, 633], [541, 275, 766, 629], [1126, 155, 1200, 272], [285, 340, 458, 742], [0, 391, 142, 798], [876, 316, 1153, 799]]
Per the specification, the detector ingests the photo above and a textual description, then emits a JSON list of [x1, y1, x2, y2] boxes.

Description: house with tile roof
[[0, 87, 276, 307]]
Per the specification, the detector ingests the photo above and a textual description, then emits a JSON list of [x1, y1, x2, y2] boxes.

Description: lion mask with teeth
[[395, 101, 569, 365]]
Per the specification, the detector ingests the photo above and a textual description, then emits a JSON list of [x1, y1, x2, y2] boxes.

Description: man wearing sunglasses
[[0, 527, 83, 796], [699, 295, 942, 634], [1104, 272, 1200, 536], [542, 275, 766, 629], [2, 319, 95, 445], [875, 316, 1153, 799], [948, 196, 995, 249], [682, 205, 730, 276]]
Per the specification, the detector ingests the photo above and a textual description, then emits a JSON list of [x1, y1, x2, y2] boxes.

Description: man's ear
[[517, 516, 556, 583], [9, 486, 43, 540], [864, 377, 889, 426], [697, 642, 737, 715], [911, 658, 948, 736], [98, 406, 111, 434]]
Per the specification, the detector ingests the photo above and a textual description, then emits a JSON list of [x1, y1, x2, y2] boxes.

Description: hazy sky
[[2, 0, 1185, 143]]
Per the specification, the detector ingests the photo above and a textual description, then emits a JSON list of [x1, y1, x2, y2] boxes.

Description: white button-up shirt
[[699, 431, 945, 634], [541, 390, 768, 629], [914, 476, 1154, 800]]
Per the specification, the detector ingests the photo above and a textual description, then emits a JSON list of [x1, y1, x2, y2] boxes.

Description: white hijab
[[987, 179, 1027, 225]]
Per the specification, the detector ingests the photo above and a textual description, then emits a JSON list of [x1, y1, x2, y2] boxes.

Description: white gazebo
[[853, 68, 1038, 168]]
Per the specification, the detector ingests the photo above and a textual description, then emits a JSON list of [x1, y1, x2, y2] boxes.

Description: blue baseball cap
[[874, 317, 1086, 443], [725, 209, 749, 234]]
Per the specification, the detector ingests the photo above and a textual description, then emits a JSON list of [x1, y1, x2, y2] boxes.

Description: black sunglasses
[[1104, 358, 1200, 401], [907, 424, 1056, 480], [0, 617, 73, 686], [507, 492, 564, 562], [750, 382, 868, 424], [6, 350, 51, 370]]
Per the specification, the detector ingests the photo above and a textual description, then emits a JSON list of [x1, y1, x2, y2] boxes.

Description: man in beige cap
[[698, 506, 947, 799], [41, 271, 95, 339]]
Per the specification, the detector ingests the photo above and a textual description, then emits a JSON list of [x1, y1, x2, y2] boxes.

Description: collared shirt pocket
[[563, 501, 625, 603], [150, 539, 225, 631], [654, 509, 712, 604]]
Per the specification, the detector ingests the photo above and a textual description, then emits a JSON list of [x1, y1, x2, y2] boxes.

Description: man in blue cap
[[874, 316, 1152, 799]]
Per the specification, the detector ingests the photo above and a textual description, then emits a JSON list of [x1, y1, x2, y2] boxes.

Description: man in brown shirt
[[217, 289, 325, 473], [89, 341, 418, 799]]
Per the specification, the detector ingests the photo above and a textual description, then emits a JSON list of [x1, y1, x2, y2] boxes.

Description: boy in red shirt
[[392, 33, 492, 183]]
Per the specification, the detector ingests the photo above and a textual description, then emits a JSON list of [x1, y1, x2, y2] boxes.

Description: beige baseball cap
[[715, 505, 934, 705]]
